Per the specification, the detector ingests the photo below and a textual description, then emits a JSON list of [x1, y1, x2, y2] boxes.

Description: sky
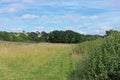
[[0, 0, 120, 35]]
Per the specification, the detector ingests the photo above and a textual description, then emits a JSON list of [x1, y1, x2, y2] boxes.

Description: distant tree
[[0, 31, 11, 41], [0, 30, 103, 43], [39, 31, 49, 42], [28, 32, 39, 42], [48, 30, 60, 43], [65, 30, 82, 43], [22, 30, 25, 33], [11, 34, 18, 41], [18, 33, 29, 42], [48, 30, 84, 43], [106, 30, 119, 36]]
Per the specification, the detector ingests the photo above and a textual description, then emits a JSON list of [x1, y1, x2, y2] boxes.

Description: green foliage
[[105, 29, 120, 36], [72, 30, 120, 80], [0, 30, 102, 43], [0, 31, 12, 41], [28, 32, 39, 42], [39, 31, 49, 42], [17, 33, 29, 42], [48, 30, 99, 43]]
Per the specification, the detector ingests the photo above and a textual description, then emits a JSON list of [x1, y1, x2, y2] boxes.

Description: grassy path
[[0, 43, 73, 80]]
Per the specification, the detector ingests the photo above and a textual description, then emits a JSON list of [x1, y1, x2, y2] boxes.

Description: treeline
[[0, 30, 102, 43], [71, 30, 120, 80]]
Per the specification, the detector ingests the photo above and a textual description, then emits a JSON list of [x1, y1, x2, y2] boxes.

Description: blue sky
[[0, 0, 120, 35]]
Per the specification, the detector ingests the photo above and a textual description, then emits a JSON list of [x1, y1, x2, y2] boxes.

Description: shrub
[[72, 31, 120, 80]]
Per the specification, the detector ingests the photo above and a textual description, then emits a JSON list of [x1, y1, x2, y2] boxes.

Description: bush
[[72, 31, 120, 80]]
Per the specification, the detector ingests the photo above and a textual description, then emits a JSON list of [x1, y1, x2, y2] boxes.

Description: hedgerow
[[72, 31, 120, 80]]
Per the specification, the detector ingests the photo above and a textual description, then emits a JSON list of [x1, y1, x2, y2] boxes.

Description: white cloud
[[65, 26, 74, 30], [0, 3, 23, 13], [0, 0, 18, 3], [10, 27, 23, 32], [84, 23, 91, 27], [38, 15, 98, 23], [79, 23, 92, 30], [28, 0, 120, 9], [36, 26, 44, 30], [89, 16, 99, 20], [78, 31, 87, 34], [23, 0, 33, 3], [80, 16, 99, 20], [95, 30, 104, 35], [33, 26, 44, 32], [6, 8, 16, 13], [0, 21, 7, 26], [101, 26, 111, 31], [18, 14, 39, 20], [57, 15, 80, 22], [81, 16, 87, 20]]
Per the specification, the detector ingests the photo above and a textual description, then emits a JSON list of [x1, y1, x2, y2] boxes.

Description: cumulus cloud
[[95, 30, 103, 34], [79, 23, 92, 30], [101, 26, 111, 31], [10, 27, 23, 32], [84, 23, 92, 27], [33, 26, 44, 32], [56, 15, 81, 22], [0, 0, 18, 3], [36, 26, 44, 30], [18, 14, 39, 20], [95, 26, 112, 35], [39, 15, 98, 23], [81, 16, 87, 20], [80, 16, 99, 20], [0, 3, 23, 13], [0, 21, 7, 26], [89, 16, 99, 20], [23, 0, 33, 3]]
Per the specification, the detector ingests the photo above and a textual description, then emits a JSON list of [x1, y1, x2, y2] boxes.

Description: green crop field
[[0, 42, 74, 80]]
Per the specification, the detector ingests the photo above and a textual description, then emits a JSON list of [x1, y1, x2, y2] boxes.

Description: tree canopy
[[0, 30, 110, 43]]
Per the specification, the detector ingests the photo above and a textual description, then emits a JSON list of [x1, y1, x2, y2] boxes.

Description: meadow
[[0, 30, 119, 80], [0, 42, 74, 80]]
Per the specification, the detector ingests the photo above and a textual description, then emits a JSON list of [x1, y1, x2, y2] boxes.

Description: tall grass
[[0, 43, 72, 80], [72, 31, 120, 80]]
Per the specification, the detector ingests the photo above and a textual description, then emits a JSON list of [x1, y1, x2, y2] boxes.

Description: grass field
[[0, 42, 74, 80]]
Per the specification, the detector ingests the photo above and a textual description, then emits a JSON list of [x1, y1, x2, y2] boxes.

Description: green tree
[[39, 31, 49, 42], [18, 33, 29, 42], [28, 32, 39, 42]]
